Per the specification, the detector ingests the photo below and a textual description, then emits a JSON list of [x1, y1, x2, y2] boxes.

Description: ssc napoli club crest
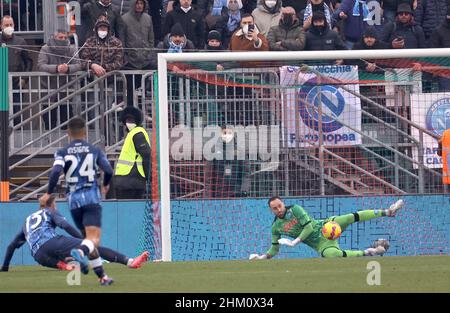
[[298, 78, 345, 133], [425, 98, 450, 136]]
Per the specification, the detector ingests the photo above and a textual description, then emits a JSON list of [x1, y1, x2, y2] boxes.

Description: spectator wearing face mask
[[77, 0, 126, 46], [304, 11, 347, 56], [267, 6, 306, 50], [251, 0, 282, 36], [303, 0, 333, 31], [205, 30, 228, 70], [37, 30, 84, 130], [80, 16, 124, 78], [0, 15, 33, 125]]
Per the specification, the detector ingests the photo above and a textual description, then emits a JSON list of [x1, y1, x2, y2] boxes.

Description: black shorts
[[71, 204, 102, 230], [34, 236, 82, 267]]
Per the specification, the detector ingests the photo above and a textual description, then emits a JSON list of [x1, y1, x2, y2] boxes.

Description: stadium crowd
[[1, 0, 450, 67]]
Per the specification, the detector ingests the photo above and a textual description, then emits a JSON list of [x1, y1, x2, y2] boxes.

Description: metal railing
[[6, 66, 447, 199], [1, 0, 43, 38]]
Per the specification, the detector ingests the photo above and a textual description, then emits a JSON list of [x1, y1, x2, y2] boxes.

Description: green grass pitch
[[0, 255, 449, 292]]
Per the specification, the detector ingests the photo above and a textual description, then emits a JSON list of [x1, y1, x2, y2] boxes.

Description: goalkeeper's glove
[[278, 237, 301, 247], [249, 253, 268, 260]]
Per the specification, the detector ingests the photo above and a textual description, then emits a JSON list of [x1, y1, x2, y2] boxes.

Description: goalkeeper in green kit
[[249, 196, 404, 260]]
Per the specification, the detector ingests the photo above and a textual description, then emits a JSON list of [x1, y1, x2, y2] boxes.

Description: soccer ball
[[322, 221, 342, 240]]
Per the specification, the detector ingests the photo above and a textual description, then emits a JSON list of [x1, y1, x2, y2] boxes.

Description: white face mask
[[126, 122, 137, 131], [2, 26, 14, 36], [265, 0, 277, 8], [98, 30, 108, 39], [221, 129, 234, 144]]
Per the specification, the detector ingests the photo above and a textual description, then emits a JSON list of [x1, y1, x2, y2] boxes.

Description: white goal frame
[[157, 48, 450, 261]]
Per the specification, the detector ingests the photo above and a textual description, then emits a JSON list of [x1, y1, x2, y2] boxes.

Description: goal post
[[157, 48, 450, 262]]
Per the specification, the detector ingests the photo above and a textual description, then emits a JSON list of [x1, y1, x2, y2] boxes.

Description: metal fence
[[6, 65, 448, 200], [1, 0, 43, 37]]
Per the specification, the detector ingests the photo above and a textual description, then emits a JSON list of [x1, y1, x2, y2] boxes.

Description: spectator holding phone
[[380, 3, 426, 49], [229, 13, 269, 51]]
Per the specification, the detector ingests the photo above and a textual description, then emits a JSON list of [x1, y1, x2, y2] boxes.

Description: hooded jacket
[[79, 0, 126, 44], [80, 17, 125, 72], [304, 17, 347, 51], [122, 0, 155, 69], [251, 0, 282, 36]]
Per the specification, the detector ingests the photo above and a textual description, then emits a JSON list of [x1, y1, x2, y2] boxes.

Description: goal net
[[140, 49, 450, 261]]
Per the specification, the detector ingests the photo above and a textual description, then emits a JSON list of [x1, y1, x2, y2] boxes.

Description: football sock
[[89, 257, 105, 278], [355, 210, 385, 222], [97, 246, 129, 265]]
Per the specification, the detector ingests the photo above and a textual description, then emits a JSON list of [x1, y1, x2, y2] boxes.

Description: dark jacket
[[122, 0, 155, 69], [304, 24, 347, 51], [351, 38, 390, 73], [414, 0, 448, 39], [156, 34, 196, 52], [267, 19, 306, 51], [430, 21, 450, 48], [80, 34, 124, 73], [0, 33, 33, 73], [333, 0, 370, 42], [78, 0, 126, 44], [162, 6, 206, 49], [380, 20, 427, 49]]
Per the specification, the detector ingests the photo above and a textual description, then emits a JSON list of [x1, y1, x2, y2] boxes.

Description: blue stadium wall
[[0, 195, 449, 266]]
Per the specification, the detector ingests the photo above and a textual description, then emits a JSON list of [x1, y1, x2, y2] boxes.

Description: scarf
[[168, 40, 183, 53], [352, 0, 370, 21], [211, 0, 227, 16], [227, 11, 241, 32]]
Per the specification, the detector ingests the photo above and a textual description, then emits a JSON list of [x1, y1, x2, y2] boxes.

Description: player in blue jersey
[[39, 117, 114, 285], [1, 196, 150, 272]]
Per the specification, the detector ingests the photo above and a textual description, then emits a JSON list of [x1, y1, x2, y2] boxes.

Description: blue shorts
[[71, 204, 102, 230], [34, 236, 82, 267]]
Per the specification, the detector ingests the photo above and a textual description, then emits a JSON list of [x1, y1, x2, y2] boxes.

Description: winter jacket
[[333, 0, 371, 42], [414, 0, 448, 39], [304, 24, 347, 51], [252, 0, 282, 37], [351, 37, 390, 73], [122, 0, 155, 69], [78, 0, 126, 44], [80, 33, 124, 72], [380, 20, 427, 48], [430, 21, 450, 48], [112, 0, 133, 15], [37, 38, 83, 74], [267, 19, 306, 51], [162, 6, 206, 48], [156, 34, 197, 52], [0, 33, 33, 73]]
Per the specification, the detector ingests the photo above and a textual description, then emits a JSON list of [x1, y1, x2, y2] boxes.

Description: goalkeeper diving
[[249, 196, 404, 259]]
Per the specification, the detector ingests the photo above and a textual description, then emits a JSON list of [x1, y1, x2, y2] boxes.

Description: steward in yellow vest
[[438, 128, 450, 185], [114, 106, 151, 199]]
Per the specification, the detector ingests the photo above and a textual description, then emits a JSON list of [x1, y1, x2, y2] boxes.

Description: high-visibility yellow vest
[[115, 126, 150, 178]]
